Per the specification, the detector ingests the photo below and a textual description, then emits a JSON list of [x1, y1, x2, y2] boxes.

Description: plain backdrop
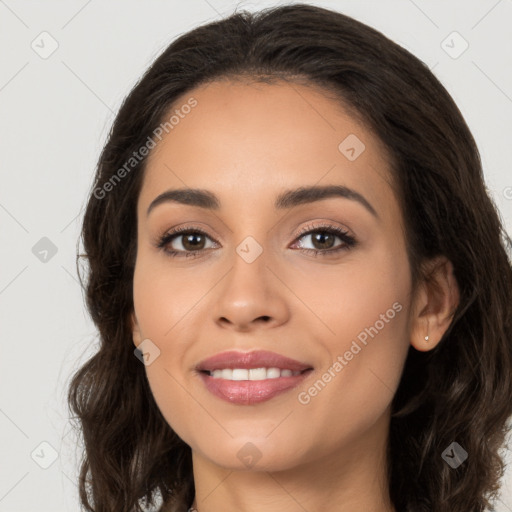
[[0, 1, 511, 510]]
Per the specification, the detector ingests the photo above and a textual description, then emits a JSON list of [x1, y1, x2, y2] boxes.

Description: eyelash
[[156, 222, 357, 259]]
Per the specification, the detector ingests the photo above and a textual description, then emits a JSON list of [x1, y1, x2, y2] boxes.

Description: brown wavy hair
[[68, 4, 512, 511]]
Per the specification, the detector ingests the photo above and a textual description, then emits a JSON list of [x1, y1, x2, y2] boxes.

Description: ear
[[130, 311, 143, 348], [409, 256, 460, 352]]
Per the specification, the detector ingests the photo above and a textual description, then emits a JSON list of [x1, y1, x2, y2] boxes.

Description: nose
[[211, 250, 290, 332]]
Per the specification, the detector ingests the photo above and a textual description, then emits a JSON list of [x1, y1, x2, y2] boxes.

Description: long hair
[[68, 4, 512, 511]]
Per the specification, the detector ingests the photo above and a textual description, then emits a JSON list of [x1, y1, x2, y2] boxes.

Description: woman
[[68, 4, 512, 512]]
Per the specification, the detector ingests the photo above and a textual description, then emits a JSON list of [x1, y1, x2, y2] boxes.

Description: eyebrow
[[146, 184, 378, 219]]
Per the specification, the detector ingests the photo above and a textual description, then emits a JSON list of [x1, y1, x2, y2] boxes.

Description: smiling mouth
[[195, 349, 314, 404]]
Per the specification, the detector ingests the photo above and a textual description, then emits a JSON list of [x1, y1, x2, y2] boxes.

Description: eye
[[156, 222, 357, 259], [156, 226, 218, 258], [291, 222, 357, 256]]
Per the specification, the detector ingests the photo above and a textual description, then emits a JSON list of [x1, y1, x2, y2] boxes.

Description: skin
[[131, 80, 459, 512]]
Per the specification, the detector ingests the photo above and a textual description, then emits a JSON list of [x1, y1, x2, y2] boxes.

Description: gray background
[[0, 0, 511, 510]]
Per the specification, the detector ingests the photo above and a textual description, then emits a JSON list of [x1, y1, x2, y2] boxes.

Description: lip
[[195, 350, 314, 405], [196, 349, 313, 372]]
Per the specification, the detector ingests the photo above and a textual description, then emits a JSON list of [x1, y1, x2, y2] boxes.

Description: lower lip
[[198, 370, 313, 405]]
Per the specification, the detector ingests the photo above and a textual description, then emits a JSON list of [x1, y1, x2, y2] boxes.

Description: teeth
[[266, 367, 281, 379], [249, 368, 267, 380], [221, 369, 232, 379], [232, 369, 248, 381], [208, 367, 302, 380]]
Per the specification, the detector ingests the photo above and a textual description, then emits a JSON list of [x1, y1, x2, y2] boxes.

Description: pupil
[[184, 234, 204, 250], [313, 232, 334, 249]]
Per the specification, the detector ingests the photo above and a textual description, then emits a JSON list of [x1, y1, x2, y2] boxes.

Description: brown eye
[[180, 232, 207, 251], [157, 227, 217, 258], [293, 224, 357, 256], [307, 231, 337, 250]]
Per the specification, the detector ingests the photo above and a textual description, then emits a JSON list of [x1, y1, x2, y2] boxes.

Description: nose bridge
[[225, 212, 272, 280], [225, 236, 271, 302], [211, 231, 289, 329]]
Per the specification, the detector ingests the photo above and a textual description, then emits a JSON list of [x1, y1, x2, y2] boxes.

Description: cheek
[[145, 364, 194, 443], [292, 243, 411, 408], [132, 254, 210, 440], [289, 243, 411, 345], [132, 252, 207, 341], [290, 281, 410, 458], [333, 246, 411, 372]]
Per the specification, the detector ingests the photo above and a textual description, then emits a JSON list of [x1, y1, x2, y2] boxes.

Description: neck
[[188, 408, 395, 512]]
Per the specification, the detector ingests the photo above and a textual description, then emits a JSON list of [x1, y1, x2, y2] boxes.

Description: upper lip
[[196, 350, 313, 372]]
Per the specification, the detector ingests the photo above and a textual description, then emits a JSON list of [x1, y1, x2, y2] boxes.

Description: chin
[[192, 435, 311, 473]]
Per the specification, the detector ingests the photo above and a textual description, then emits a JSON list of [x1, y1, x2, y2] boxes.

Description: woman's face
[[131, 80, 414, 471]]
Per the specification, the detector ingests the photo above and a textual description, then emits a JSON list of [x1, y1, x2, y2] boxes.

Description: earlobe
[[130, 311, 142, 347], [410, 257, 460, 352]]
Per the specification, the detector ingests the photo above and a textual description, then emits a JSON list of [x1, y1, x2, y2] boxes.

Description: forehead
[[138, 79, 395, 214]]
